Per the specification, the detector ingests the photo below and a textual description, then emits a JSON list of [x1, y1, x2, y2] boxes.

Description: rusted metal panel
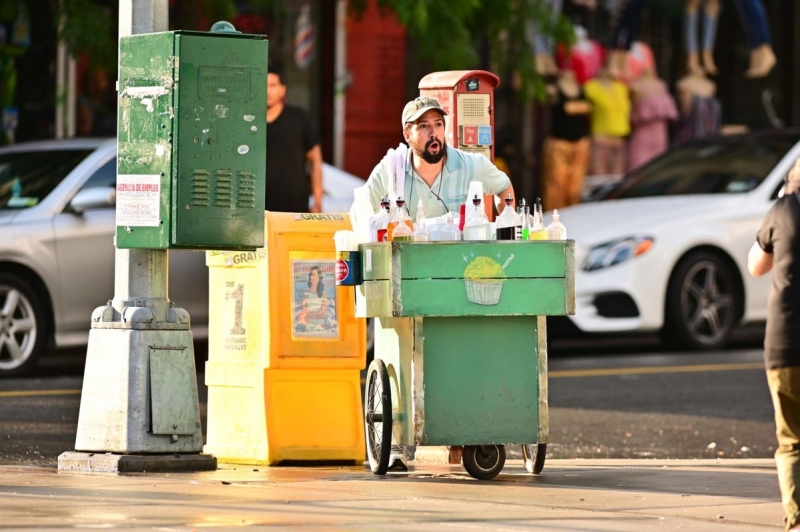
[[537, 315, 549, 444], [411, 317, 425, 445]]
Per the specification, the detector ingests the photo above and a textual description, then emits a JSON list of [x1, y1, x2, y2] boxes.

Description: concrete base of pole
[[74, 327, 203, 454], [58, 452, 217, 473]]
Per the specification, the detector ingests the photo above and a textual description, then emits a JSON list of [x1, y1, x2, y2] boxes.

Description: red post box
[[418, 70, 501, 218], [418, 70, 500, 162]]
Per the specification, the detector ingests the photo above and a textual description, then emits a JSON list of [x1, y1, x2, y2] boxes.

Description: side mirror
[[70, 187, 116, 214]]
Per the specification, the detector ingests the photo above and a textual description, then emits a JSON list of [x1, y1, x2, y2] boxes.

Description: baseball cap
[[402, 97, 448, 126]]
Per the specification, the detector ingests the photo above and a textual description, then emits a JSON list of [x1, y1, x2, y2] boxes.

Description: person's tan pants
[[767, 367, 800, 530], [541, 136, 590, 211]]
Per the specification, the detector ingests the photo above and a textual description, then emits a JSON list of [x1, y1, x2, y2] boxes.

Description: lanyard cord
[[409, 163, 448, 215]]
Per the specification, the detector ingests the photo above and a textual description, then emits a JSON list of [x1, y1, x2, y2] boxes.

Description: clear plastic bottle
[[528, 197, 548, 240], [547, 209, 567, 240], [495, 193, 522, 241], [440, 212, 462, 241], [374, 196, 391, 242], [388, 197, 414, 241], [412, 199, 431, 242], [463, 194, 491, 241], [520, 202, 531, 241]]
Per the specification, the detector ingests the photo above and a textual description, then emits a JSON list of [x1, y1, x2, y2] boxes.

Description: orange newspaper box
[[204, 212, 366, 465]]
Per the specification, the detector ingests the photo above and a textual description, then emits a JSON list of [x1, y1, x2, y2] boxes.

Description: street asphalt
[[0, 458, 785, 530]]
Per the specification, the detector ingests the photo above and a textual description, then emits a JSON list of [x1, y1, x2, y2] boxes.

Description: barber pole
[[294, 3, 314, 69]]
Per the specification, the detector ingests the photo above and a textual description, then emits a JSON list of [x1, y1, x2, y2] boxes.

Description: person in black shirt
[[266, 66, 323, 213], [749, 160, 800, 531]]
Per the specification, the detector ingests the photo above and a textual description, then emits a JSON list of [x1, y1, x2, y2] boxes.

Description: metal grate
[[236, 171, 256, 208], [461, 97, 486, 118], [214, 170, 232, 207], [190, 169, 210, 206]]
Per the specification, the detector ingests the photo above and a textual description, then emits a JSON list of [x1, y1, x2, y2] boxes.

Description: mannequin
[[624, 41, 656, 85], [628, 67, 678, 170], [607, 0, 648, 79], [541, 67, 592, 210], [555, 26, 604, 84], [733, 0, 776, 78], [530, 0, 598, 76], [584, 66, 631, 176], [684, 0, 719, 75], [675, 70, 721, 142]]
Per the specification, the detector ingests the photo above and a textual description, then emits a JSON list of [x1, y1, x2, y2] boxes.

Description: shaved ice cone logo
[[463, 254, 514, 306]]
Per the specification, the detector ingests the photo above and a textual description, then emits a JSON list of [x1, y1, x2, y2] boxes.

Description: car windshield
[[599, 137, 797, 200], [0, 149, 93, 209]]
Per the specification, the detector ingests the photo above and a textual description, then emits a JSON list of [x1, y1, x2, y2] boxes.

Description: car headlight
[[582, 236, 654, 271]]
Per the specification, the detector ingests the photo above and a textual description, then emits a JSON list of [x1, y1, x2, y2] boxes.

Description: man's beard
[[415, 137, 446, 164]]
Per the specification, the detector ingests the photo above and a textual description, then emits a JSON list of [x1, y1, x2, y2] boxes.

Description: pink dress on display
[[627, 88, 679, 170]]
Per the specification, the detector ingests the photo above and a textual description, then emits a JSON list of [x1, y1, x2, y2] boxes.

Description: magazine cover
[[291, 259, 339, 339]]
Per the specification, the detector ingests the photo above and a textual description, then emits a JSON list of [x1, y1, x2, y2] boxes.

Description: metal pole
[[60, 0, 214, 473], [113, 1, 169, 319]]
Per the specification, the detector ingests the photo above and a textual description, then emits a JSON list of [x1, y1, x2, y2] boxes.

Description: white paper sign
[[116, 174, 161, 227]]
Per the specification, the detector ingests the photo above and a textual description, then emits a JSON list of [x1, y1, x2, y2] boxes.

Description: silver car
[[0, 138, 210, 376], [0, 138, 367, 377]]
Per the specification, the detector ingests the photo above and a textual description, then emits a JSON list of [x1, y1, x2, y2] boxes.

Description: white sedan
[[556, 131, 800, 350]]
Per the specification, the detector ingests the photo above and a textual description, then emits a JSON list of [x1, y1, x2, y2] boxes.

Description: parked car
[[556, 129, 800, 350], [0, 138, 364, 377]]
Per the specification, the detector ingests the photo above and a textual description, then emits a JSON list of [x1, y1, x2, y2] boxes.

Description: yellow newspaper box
[[204, 212, 366, 464]]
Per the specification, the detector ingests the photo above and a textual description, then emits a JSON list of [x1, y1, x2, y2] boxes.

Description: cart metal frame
[[357, 240, 575, 479]]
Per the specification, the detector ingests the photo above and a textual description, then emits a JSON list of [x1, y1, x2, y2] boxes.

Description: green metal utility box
[[116, 29, 267, 251]]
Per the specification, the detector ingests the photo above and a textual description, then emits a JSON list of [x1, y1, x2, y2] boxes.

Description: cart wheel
[[364, 359, 392, 475], [462, 445, 506, 480], [521, 443, 546, 474]]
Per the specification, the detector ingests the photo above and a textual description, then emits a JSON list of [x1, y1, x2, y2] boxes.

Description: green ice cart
[[356, 240, 575, 480]]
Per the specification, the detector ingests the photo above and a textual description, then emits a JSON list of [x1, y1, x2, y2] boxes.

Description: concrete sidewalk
[[0, 458, 784, 530]]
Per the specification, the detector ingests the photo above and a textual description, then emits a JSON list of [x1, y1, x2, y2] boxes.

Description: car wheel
[[663, 251, 740, 350], [0, 273, 47, 377]]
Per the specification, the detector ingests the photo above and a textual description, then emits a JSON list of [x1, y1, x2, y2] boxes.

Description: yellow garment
[[584, 79, 631, 137]]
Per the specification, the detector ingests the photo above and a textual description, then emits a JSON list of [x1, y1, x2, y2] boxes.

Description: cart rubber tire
[[365, 358, 392, 475], [522, 443, 546, 474], [462, 445, 506, 480]]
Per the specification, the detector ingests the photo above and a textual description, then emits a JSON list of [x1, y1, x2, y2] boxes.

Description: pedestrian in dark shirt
[[748, 159, 800, 531], [265, 66, 323, 213]]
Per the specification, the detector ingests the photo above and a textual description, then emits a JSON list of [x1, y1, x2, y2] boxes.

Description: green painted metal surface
[[360, 280, 391, 317], [360, 241, 568, 447], [420, 316, 540, 445], [399, 241, 567, 279], [358, 241, 575, 317], [117, 32, 175, 249], [360, 244, 391, 281], [398, 278, 568, 316], [117, 30, 267, 251]]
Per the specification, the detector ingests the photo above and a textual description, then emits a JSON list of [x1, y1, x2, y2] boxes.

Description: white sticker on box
[[366, 249, 372, 272], [116, 174, 161, 227]]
